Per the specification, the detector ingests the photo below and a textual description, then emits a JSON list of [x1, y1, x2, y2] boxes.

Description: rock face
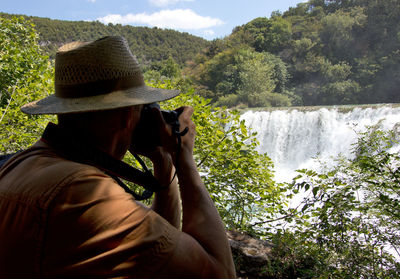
[[227, 231, 274, 279]]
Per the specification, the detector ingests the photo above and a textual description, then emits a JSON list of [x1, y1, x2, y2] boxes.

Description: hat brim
[[21, 85, 180, 115]]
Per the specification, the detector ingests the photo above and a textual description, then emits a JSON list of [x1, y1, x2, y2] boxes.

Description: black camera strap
[[41, 123, 163, 200], [170, 125, 189, 183]]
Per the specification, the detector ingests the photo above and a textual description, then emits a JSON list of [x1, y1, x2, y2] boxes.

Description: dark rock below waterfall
[[227, 231, 274, 279]]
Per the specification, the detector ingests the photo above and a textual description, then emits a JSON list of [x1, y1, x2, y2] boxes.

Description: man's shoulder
[[0, 140, 110, 208]]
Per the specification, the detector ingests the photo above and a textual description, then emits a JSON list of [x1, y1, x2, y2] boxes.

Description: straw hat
[[21, 36, 180, 114]]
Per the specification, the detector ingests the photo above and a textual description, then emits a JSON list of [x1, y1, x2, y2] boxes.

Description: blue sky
[[1, 0, 306, 40]]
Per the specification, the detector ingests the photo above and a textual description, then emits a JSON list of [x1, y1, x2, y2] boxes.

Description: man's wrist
[[176, 147, 196, 172]]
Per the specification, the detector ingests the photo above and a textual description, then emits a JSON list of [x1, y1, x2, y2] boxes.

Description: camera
[[145, 102, 180, 129], [131, 103, 180, 148]]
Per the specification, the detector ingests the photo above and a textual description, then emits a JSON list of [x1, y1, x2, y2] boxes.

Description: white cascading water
[[240, 104, 400, 182]]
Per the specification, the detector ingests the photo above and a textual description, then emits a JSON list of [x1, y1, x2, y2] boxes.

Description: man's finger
[[176, 106, 194, 119]]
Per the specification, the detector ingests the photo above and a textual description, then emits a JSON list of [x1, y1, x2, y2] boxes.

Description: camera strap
[[169, 120, 189, 184], [41, 123, 163, 200]]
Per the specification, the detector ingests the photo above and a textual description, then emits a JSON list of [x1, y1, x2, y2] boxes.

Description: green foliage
[[196, 47, 292, 107], [286, 0, 400, 105], [0, 12, 209, 66], [275, 127, 400, 277], [4, 0, 400, 108], [213, 94, 238, 108], [319, 7, 367, 62], [159, 56, 181, 79], [265, 231, 328, 278], [238, 16, 292, 54], [0, 16, 54, 153], [144, 56, 181, 80], [143, 79, 285, 232], [292, 53, 360, 105], [186, 0, 400, 107]]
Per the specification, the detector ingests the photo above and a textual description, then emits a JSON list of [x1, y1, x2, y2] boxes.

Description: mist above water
[[241, 105, 400, 182]]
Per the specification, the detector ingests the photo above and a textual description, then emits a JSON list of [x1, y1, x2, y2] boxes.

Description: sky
[[1, 0, 306, 40]]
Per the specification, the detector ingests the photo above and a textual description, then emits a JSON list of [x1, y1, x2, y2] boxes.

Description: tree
[[0, 16, 54, 153], [241, 16, 292, 54], [197, 48, 238, 102], [363, 0, 400, 55], [283, 127, 400, 277], [0, 12, 210, 65], [319, 7, 367, 62], [292, 53, 360, 105], [151, 56, 181, 79], [160, 56, 180, 78], [144, 80, 286, 232], [197, 47, 291, 107]]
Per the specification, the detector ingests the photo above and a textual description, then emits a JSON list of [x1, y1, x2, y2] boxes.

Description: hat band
[[55, 74, 144, 98]]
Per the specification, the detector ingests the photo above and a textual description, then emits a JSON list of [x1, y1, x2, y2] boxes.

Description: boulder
[[227, 230, 274, 279]]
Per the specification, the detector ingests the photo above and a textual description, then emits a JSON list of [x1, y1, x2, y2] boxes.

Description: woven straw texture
[[21, 36, 180, 115], [55, 37, 141, 86]]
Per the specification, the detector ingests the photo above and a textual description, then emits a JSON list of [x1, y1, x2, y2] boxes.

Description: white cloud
[[87, 0, 96, 2], [97, 9, 224, 30], [149, 0, 194, 7], [203, 29, 214, 36]]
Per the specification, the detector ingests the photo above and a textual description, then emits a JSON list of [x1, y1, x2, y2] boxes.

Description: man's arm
[[151, 151, 181, 229], [153, 107, 236, 279], [129, 131, 181, 229]]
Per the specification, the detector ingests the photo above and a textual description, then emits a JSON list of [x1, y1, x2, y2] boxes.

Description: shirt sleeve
[[42, 168, 180, 279]]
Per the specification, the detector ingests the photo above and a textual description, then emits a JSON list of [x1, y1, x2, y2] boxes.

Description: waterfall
[[240, 104, 400, 182]]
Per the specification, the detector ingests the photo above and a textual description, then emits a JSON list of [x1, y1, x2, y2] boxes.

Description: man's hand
[[131, 105, 235, 278], [173, 106, 196, 156], [128, 106, 195, 229], [129, 106, 195, 167]]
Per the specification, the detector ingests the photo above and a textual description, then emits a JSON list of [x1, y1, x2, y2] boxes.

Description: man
[[0, 36, 235, 278]]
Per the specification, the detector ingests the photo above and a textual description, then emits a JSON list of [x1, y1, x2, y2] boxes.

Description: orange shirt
[[0, 141, 179, 278]]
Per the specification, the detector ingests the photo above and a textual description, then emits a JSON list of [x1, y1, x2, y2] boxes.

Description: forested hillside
[[0, 12, 209, 66], [188, 0, 400, 107], [2, 0, 399, 108]]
